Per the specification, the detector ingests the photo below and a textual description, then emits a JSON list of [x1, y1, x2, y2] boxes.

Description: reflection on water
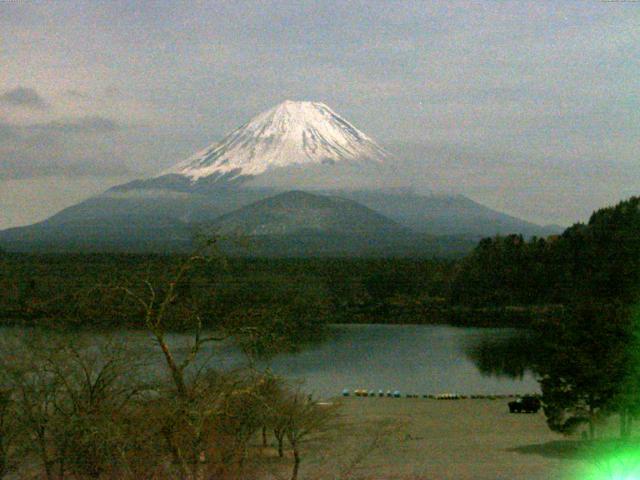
[[3, 325, 541, 398], [463, 331, 542, 380], [229, 324, 541, 397]]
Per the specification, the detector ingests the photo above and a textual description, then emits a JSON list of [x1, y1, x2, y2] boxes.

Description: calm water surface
[[7, 325, 539, 398], [186, 324, 539, 398]]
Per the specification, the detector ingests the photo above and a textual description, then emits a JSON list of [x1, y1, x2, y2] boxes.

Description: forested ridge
[[1, 196, 638, 330], [451, 196, 640, 307]]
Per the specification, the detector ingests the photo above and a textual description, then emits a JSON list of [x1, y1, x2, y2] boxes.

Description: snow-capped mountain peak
[[162, 100, 388, 181]]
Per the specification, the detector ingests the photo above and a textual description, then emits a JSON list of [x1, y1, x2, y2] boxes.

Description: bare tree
[[110, 239, 308, 479], [110, 241, 230, 479], [0, 386, 18, 479], [1, 335, 61, 480], [0, 332, 150, 480], [46, 339, 146, 479], [279, 392, 336, 480], [108, 240, 302, 479], [113, 243, 224, 396]]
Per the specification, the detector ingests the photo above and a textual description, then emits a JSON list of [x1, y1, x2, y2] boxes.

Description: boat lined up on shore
[[343, 389, 534, 400]]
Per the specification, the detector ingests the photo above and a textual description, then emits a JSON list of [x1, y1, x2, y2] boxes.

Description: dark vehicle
[[508, 395, 541, 413]]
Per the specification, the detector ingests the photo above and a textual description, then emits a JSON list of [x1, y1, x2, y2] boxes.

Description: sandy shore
[[291, 397, 587, 480]]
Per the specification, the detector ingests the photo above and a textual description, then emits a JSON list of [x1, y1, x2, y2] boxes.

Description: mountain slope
[[340, 191, 559, 237], [163, 100, 387, 182]]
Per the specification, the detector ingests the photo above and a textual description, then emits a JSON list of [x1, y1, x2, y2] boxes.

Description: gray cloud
[[0, 157, 132, 180], [0, 123, 19, 142], [65, 89, 91, 100], [0, 116, 119, 137], [33, 116, 120, 133], [65, 87, 123, 102], [0, 116, 130, 180], [0, 87, 48, 109]]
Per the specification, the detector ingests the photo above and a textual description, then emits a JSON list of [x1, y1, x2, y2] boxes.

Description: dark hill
[[212, 191, 409, 237]]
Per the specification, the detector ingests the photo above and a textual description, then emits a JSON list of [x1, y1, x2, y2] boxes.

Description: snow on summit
[[163, 100, 388, 181]]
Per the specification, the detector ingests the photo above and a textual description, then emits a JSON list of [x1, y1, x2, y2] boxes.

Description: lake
[[177, 324, 540, 398], [4, 324, 540, 399]]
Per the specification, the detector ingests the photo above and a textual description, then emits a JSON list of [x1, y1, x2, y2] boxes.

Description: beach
[[288, 397, 590, 480]]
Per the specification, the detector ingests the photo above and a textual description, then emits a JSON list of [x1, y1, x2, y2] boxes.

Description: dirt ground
[[285, 397, 593, 480]]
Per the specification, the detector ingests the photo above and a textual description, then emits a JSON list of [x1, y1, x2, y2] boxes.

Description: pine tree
[[538, 302, 631, 439]]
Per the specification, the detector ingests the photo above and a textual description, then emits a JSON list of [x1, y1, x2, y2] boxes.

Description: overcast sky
[[1, 1, 638, 229]]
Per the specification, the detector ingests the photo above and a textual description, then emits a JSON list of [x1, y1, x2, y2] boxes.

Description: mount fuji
[[164, 100, 387, 182], [0, 100, 559, 255]]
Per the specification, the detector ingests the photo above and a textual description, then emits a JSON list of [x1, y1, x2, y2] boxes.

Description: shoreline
[[0, 304, 563, 331]]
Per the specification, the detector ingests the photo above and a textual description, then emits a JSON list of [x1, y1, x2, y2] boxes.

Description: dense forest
[[1, 196, 638, 331], [451, 196, 640, 307], [0, 254, 461, 329]]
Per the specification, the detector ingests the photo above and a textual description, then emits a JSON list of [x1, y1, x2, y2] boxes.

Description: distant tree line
[[0, 254, 464, 329]]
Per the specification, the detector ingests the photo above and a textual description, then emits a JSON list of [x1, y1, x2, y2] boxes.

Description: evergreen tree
[[537, 302, 631, 439]]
